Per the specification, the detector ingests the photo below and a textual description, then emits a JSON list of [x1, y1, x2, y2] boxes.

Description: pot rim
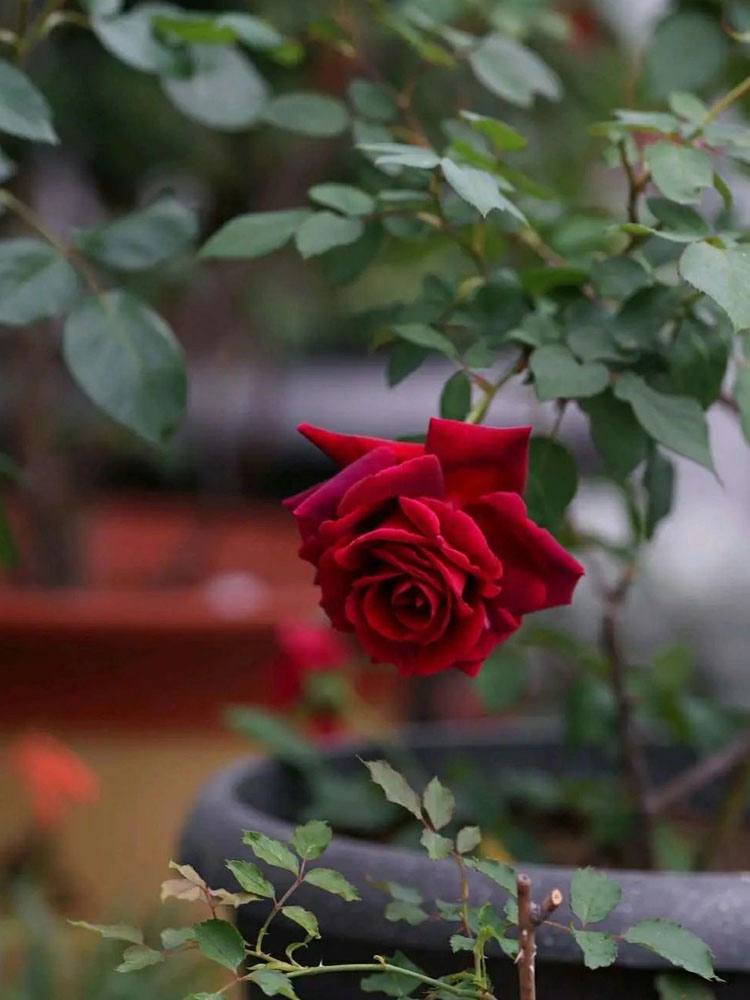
[[181, 720, 750, 973]]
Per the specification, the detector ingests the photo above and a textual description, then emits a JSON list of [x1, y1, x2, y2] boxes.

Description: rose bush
[[285, 418, 584, 677]]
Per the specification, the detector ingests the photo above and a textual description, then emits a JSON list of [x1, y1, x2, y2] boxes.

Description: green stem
[[700, 73, 750, 129], [0, 189, 102, 296], [255, 862, 306, 954], [466, 352, 526, 425], [278, 962, 484, 997]]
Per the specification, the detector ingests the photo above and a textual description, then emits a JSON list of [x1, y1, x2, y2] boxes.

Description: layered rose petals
[[286, 418, 584, 677]]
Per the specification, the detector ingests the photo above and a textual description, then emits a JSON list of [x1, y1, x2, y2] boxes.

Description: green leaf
[[525, 437, 578, 530], [226, 860, 274, 898], [441, 158, 526, 223], [679, 243, 750, 331], [449, 934, 475, 952], [363, 759, 423, 818], [115, 945, 164, 973], [645, 143, 712, 205], [262, 93, 349, 137], [92, 3, 188, 74], [668, 92, 707, 124], [642, 12, 727, 99], [281, 906, 320, 939], [385, 900, 429, 925], [614, 285, 682, 352], [590, 257, 649, 299], [200, 209, 311, 260], [361, 951, 423, 997], [388, 341, 428, 386], [456, 826, 482, 854], [613, 372, 713, 471], [295, 212, 364, 258], [645, 199, 711, 243], [656, 972, 717, 1000], [581, 391, 649, 480], [420, 829, 453, 860], [224, 706, 318, 770], [76, 197, 197, 271], [304, 867, 360, 901], [292, 820, 332, 860], [665, 317, 730, 409], [194, 919, 245, 972], [464, 858, 517, 896], [63, 291, 185, 446], [570, 868, 622, 925], [623, 920, 717, 980], [154, 12, 284, 49], [69, 921, 144, 945], [469, 34, 561, 107], [160, 926, 195, 949], [321, 222, 384, 285], [474, 644, 528, 711], [734, 367, 750, 445], [217, 13, 284, 49], [249, 969, 298, 999], [439, 371, 472, 421], [460, 112, 527, 151], [163, 47, 269, 131], [358, 142, 440, 170], [242, 831, 299, 875], [392, 323, 457, 359], [0, 239, 78, 325], [530, 345, 609, 402], [643, 448, 675, 539], [572, 929, 618, 970], [520, 267, 588, 296], [0, 59, 57, 143], [348, 78, 397, 122], [308, 183, 375, 217], [422, 776, 455, 831]]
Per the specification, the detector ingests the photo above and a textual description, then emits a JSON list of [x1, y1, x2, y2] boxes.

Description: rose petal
[[338, 454, 444, 517], [425, 418, 531, 504], [299, 423, 424, 468], [467, 492, 584, 614]]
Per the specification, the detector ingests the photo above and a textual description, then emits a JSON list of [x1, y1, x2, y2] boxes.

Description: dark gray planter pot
[[180, 723, 750, 999]]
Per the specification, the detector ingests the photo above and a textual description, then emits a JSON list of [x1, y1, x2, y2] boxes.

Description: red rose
[[285, 419, 584, 678], [270, 620, 349, 707]]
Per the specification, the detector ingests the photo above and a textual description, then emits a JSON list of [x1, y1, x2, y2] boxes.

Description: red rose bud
[[285, 419, 584, 678]]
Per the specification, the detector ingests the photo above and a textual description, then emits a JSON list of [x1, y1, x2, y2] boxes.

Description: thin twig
[[646, 732, 750, 816]]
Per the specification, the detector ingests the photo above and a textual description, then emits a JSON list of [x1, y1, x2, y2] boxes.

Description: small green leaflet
[[613, 372, 714, 472], [469, 34, 561, 108], [281, 905, 320, 939], [524, 437, 578, 531], [679, 243, 750, 331], [391, 323, 457, 359], [348, 78, 398, 122], [76, 197, 197, 271], [422, 776, 455, 830], [0, 239, 78, 326], [441, 158, 526, 223], [464, 858, 517, 895], [420, 829, 453, 860], [623, 920, 717, 980], [295, 211, 364, 258], [357, 142, 440, 170], [249, 969, 298, 999], [194, 918, 246, 972], [655, 972, 717, 1000], [69, 921, 143, 944], [570, 868, 622, 925], [292, 819, 332, 860], [163, 46, 269, 131], [460, 111, 527, 151], [572, 929, 618, 970], [362, 759, 423, 818], [456, 826, 482, 854], [160, 926, 195, 949], [0, 59, 57, 143], [530, 345, 609, 402], [449, 934, 475, 952], [361, 951, 423, 997], [200, 209, 311, 260], [581, 391, 649, 480], [440, 371, 472, 421], [308, 183, 375, 216], [226, 859, 274, 898], [115, 945, 164, 973], [242, 831, 299, 874], [644, 448, 675, 539], [262, 93, 349, 137], [645, 143, 712, 205], [304, 867, 360, 901], [385, 900, 429, 925]]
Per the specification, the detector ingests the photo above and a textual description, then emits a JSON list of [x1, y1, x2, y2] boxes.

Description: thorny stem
[[278, 962, 484, 997], [516, 874, 563, 1000], [255, 861, 307, 954], [618, 142, 650, 226], [0, 189, 102, 296], [601, 561, 655, 869]]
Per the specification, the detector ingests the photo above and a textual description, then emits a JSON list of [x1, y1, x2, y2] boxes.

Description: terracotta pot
[[0, 497, 398, 732]]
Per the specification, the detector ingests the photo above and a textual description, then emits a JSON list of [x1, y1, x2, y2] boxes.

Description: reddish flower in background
[[270, 620, 349, 707], [10, 732, 99, 827], [285, 419, 584, 678]]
